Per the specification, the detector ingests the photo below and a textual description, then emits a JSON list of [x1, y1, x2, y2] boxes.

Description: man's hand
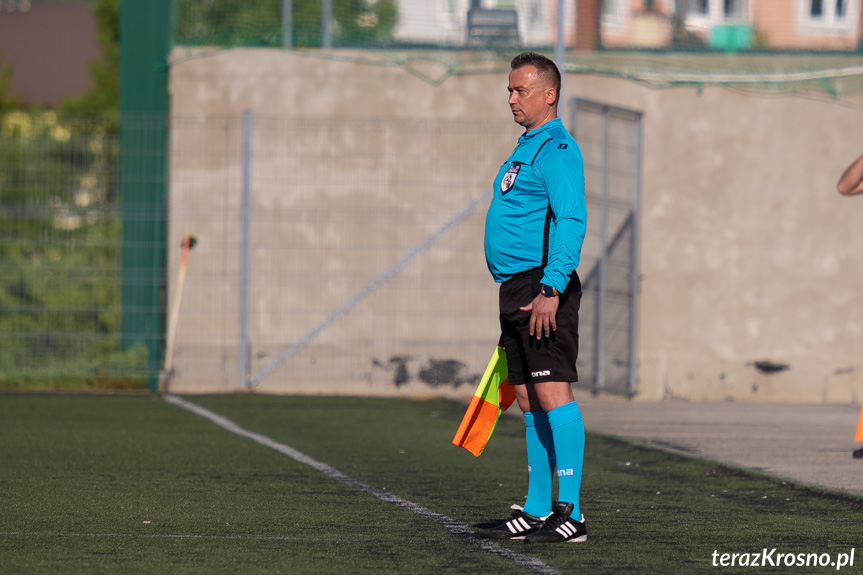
[[520, 294, 559, 339], [837, 153, 863, 196]]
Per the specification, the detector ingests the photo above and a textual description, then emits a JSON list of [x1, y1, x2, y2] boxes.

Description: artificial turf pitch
[[1, 394, 860, 574]]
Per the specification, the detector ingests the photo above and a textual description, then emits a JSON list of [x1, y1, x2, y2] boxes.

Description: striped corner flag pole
[[855, 403, 863, 443], [452, 346, 516, 457]]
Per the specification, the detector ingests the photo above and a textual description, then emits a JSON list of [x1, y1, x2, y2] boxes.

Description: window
[[724, 0, 744, 17], [807, 0, 847, 17], [800, 0, 854, 28], [676, 0, 709, 14], [675, 0, 749, 24], [602, 0, 625, 28]]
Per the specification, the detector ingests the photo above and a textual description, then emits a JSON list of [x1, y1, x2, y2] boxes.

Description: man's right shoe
[[477, 508, 548, 540], [853, 445, 863, 459]]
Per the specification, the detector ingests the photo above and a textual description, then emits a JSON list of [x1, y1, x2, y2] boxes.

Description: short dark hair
[[510, 52, 561, 104]]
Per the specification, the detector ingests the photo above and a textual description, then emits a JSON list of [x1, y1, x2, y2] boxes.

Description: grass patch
[[1, 394, 860, 574]]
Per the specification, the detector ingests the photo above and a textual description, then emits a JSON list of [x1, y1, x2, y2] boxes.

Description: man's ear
[[546, 88, 557, 105]]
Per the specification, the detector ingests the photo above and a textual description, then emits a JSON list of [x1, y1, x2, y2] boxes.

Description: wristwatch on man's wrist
[[540, 284, 559, 297]]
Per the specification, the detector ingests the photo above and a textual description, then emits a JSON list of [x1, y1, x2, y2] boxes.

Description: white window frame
[[797, 0, 857, 32], [675, 0, 750, 33], [602, 0, 627, 30]]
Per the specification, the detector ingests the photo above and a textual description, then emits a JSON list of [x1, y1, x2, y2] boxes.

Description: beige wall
[[169, 48, 863, 402], [576, 73, 863, 402]]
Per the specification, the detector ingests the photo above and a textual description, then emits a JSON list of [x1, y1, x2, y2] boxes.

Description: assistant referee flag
[[452, 346, 516, 456], [855, 403, 863, 442]]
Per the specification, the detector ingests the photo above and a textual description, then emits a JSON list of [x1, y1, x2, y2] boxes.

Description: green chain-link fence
[[171, 1, 863, 98]]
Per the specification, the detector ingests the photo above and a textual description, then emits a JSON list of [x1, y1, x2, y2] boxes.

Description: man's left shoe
[[476, 507, 547, 539], [854, 446, 863, 459], [524, 500, 587, 544]]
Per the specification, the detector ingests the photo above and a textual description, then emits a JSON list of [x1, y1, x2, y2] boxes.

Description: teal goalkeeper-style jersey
[[484, 118, 587, 293]]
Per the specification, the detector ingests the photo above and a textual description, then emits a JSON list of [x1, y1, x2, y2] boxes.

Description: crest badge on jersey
[[501, 163, 521, 193]]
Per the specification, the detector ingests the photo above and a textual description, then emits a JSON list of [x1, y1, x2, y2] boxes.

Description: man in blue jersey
[[477, 52, 588, 544]]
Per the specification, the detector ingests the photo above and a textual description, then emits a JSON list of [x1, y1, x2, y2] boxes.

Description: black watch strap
[[540, 284, 559, 297]]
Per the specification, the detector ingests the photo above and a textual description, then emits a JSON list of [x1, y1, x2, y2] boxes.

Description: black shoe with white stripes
[[477, 506, 548, 540], [524, 501, 587, 544]]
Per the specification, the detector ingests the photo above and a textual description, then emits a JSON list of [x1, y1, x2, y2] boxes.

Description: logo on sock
[[557, 468, 575, 477]]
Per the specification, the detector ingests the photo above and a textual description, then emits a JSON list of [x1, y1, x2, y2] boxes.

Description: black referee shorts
[[499, 268, 581, 386]]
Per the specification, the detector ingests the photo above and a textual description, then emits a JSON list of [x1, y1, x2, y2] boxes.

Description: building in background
[[393, 0, 576, 48], [5, 0, 857, 108], [0, 1, 99, 106], [602, 0, 862, 51], [390, 0, 861, 52]]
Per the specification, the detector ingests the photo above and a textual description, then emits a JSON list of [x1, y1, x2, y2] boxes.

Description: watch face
[[542, 285, 553, 297]]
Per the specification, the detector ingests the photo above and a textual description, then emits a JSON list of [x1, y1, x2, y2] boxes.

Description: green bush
[[0, 111, 146, 390]]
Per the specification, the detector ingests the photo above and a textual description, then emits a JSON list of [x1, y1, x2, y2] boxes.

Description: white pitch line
[[0, 532, 333, 542], [163, 394, 563, 575]]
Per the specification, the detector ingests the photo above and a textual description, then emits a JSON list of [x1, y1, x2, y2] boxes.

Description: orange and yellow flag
[[855, 403, 863, 443], [452, 346, 516, 457]]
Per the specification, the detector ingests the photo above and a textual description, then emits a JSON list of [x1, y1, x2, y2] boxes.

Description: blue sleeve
[[537, 143, 587, 293]]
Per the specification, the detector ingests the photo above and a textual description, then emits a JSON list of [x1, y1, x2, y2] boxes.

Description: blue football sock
[[547, 401, 585, 518], [522, 411, 555, 518]]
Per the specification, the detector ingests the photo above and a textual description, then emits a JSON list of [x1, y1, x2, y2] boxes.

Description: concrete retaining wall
[[167, 48, 863, 402]]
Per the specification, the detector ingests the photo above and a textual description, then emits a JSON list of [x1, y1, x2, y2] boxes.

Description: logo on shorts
[[500, 163, 521, 193], [531, 370, 551, 378]]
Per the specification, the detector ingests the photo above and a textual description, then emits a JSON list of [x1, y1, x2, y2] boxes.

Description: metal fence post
[[555, 0, 565, 98], [594, 107, 611, 392], [322, 0, 333, 48], [120, 1, 171, 391], [282, 0, 293, 48], [628, 113, 644, 396], [238, 110, 252, 390]]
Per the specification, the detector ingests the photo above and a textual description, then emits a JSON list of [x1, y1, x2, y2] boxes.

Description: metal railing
[[1, 107, 642, 396], [569, 98, 643, 396]]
